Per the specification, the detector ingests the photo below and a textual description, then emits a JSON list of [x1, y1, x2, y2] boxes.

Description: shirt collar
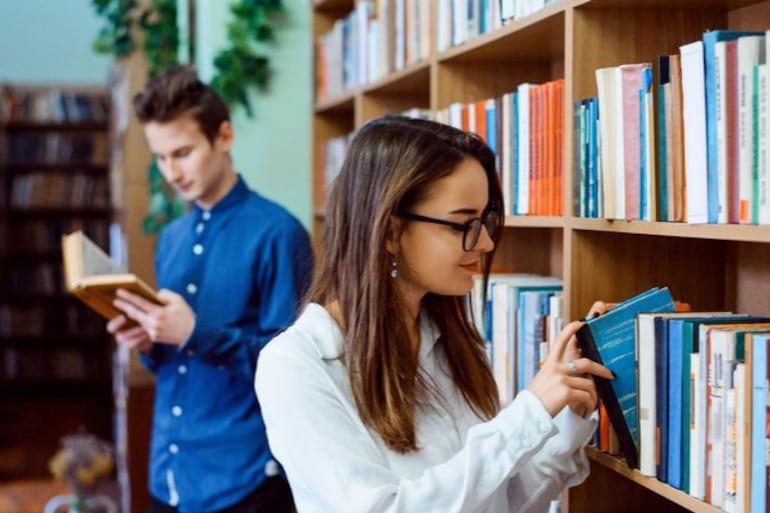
[[192, 175, 249, 219], [305, 303, 440, 361]]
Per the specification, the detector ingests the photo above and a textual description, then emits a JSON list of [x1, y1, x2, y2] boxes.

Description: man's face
[[144, 114, 234, 208]]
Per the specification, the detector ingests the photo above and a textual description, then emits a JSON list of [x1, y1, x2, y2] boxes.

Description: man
[[108, 65, 313, 513]]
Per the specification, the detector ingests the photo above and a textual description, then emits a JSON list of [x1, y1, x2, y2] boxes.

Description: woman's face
[[394, 157, 495, 302]]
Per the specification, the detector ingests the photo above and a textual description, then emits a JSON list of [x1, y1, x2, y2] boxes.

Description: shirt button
[[538, 422, 549, 433], [171, 406, 183, 417], [178, 365, 187, 374], [265, 459, 279, 476], [202, 211, 211, 221], [186, 349, 195, 357], [522, 438, 533, 449], [186, 283, 197, 294], [169, 443, 179, 454], [193, 244, 203, 255], [195, 222, 204, 234]]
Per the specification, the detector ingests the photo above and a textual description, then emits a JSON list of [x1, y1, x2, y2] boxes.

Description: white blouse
[[255, 303, 597, 513]]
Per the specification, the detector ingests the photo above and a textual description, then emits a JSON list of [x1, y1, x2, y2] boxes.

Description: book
[[62, 230, 161, 321], [576, 286, 676, 469]]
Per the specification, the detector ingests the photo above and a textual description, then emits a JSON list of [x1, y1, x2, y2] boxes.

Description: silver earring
[[390, 259, 398, 279]]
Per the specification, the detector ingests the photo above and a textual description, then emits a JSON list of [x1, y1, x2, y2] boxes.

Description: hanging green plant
[[211, 0, 284, 117], [91, 0, 138, 57], [137, 0, 187, 234], [138, 0, 179, 77]]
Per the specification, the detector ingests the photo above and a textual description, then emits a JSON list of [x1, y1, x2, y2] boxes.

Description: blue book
[[751, 333, 770, 513], [589, 98, 600, 218], [657, 55, 670, 222], [654, 317, 670, 483], [516, 286, 562, 392], [662, 313, 735, 491], [577, 287, 676, 469], [702, 30, 763, 223]]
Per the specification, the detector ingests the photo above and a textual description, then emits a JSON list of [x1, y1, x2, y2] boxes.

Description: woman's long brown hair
[[307, 115, 503, 453]]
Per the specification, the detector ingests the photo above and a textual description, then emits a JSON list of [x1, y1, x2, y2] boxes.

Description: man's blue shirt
[[140, 177, 313, 512]]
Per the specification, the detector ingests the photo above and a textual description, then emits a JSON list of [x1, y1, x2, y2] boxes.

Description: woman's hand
[[526, 301, 613, 417]]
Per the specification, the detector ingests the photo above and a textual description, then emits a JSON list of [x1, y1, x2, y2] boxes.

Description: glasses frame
[[396, 208, 500, 251]]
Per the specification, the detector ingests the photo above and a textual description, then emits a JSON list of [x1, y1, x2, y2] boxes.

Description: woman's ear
[[385, 215, 402, 254]]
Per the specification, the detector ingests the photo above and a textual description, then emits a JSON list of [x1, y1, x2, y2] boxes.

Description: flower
[[48, 433, 114, 508]]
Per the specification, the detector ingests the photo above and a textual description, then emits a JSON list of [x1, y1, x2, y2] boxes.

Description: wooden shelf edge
[[568, 217, 770, 243], [315, 90, 357, 114], [586, 447, 722, 513], [504, 215, 565, 228], [361, 60, 431, 95]]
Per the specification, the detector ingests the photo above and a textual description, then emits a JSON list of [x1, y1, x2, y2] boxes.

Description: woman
[[255, 115, 612, 513]]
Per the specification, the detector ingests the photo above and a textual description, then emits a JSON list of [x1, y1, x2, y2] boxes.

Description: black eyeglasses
[[397, 209, 500, 251]]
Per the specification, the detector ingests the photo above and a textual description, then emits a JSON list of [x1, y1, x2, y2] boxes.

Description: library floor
[[0, 479, 120, 513], [0, 480, 70, 513]]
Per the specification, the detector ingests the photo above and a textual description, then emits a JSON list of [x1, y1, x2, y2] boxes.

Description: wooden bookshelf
[[311, 0, 770, 512], [0, 83, 115, 480]]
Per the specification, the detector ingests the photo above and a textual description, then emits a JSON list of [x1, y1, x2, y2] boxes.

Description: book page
[[81, 231, 124, 276]]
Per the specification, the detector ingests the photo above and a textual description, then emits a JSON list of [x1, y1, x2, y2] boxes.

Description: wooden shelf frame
[[311, 1, 770, 512]]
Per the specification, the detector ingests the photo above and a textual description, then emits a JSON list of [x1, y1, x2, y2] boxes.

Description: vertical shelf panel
[[492, 227, 564, 276], [570, 230, 727, 318], [571, 7, 726, 100]]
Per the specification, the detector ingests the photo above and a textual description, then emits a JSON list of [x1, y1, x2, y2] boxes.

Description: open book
[[62, 230, 161, 320]]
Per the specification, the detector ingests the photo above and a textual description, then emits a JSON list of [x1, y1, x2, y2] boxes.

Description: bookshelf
[[0, 84, 115, 480], [311, 0, 770, 512]]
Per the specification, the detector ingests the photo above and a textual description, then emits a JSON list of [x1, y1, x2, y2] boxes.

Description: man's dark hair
[[133, 65, 230, 144]]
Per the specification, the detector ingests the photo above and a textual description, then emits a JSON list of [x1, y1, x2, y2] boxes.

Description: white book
[[501, 0, 515, 20], [492, 281, 514, 404], [516, 83, 532, 215], [757, 61, 770, 224], [367, 20, 380, 83], [690, 351, 705, 499], [394, 0, 405, 71], [715, 41, 729, 224], [680, 40, 710, 224], [595, 66, 625, 219], [436, 0, 451, 53], [448, 101, 463, 130], [636, 312, 659, 477], [720, 340, 738, 513], [737, 35, 765, 224], [734, 363, 746, 513]]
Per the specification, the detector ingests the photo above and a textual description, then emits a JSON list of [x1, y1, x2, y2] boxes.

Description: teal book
[[577, 287, 675, 469], [702, 29, 764, 223]]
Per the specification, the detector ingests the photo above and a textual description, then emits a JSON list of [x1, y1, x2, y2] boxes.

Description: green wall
[[193, 2, 312, 227], [0, 1, 312, 227], [0, 0, 111, 84]]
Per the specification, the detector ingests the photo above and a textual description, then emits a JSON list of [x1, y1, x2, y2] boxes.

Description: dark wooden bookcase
[[0, 84, 115, 480]]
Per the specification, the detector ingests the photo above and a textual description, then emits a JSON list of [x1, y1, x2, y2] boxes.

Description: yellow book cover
[[62, 230, 161, 321]]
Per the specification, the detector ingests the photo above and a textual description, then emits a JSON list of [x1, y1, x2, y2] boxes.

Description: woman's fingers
[[546, 320, 584, 365], [566, 357, 614, 380], [585, 301, 607, 319]]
